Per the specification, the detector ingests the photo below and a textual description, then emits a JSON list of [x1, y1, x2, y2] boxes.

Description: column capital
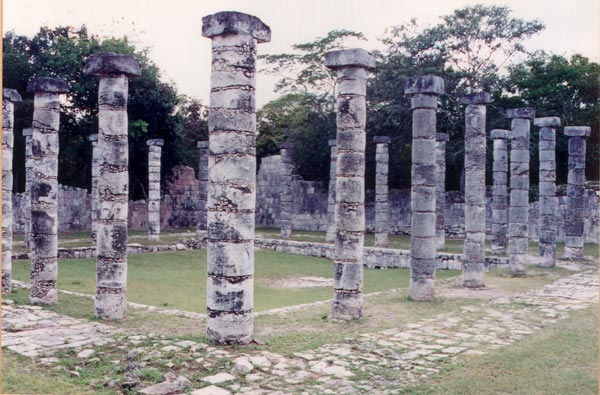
[[435, 133, 449, 142], [324, 48, 375, 70], [22, 127, 33, 137], [84, 53, 142, 77], [490, 129, 510, 140], [459, 92, 491, 105], [3, 88, 22, 102], [197, 141, 209, 149], [202, 11, 271, 43], [147, 138, 164, 147], [88, 134, 98, 143], [506, 107, 535, 119], [373, 136, 391, 144], [534, 117, 561, 128], [564, 126, 591, 137], [27, 77, 69, 93], [404, 75, 445, 95]]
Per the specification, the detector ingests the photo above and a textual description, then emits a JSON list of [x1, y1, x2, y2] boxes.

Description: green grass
[[11, 249, 460, 313]]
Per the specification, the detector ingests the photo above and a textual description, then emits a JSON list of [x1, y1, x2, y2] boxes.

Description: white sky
[[3, 0, 599, 107]]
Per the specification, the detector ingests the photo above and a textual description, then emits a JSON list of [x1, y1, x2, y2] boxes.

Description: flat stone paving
[[2, 269, 597, 394]]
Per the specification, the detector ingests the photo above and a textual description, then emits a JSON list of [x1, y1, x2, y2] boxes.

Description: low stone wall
[[255, 238, 508, 270]]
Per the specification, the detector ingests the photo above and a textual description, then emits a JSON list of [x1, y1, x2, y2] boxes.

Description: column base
[[508, 253, 527, 276], [564, 246, 584, 260], [374, 232, 388, 248], [206, 311, 253, 345], [280, 229, 293, 240], [148, 234, 160, 241], [95, 291, 127, 320], [331, 292, 362, 320], [538, 243, 556, 267], [408, 277, 435, 301]]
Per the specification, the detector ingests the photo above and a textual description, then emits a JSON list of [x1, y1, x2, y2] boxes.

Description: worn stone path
[[2, 269, 597, 394]]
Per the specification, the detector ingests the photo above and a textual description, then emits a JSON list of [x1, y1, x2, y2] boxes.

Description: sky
[[3, 0, 599, 107]]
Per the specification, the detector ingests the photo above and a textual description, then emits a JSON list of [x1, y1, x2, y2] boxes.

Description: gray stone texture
[[435, 133, 449, 250], [405, 75, 444, 301], [2, 89, 21, 294], [202, 11, 270, 344], [147, 139, 164, 241], [462, 93, 491, 288], [197, 141, 209, 237], [325, 48, 374, 320], [279, 143, 295, 239], [534, 117, 560, 267], [85, 53, 140, 320], [507, 108, 535, 276], [490, 130, 509, 254], [89, 134, 99, 241], [26, 79, 67, 304], [23, 128, 33, 248], [373, 136, 390, 248], [563, 126, 591, 259], [325, 140, 337, 242]]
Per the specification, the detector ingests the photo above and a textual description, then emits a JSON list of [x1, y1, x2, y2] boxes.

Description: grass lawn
[[11, 249, 460, 313]]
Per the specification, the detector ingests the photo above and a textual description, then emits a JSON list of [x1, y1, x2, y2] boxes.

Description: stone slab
[[84, 52, 142, 77], [324, 48, 375, 69], [202, 11, 271, 43]]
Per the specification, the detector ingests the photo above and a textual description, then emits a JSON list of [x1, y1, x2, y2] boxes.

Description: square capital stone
[[147, 139, 164, 147], [202, 11, 271, 43], [84, 53, 142, 77], [564, 126, 591, 137], [373, 136, 391, 144], [324, 48, 375, 70], [459, 92, 492, 105], [534, 117, 561, 127], [490, 129, 509, 139], [22, 127, 33, 137], [435, 133, 449, 142], [197, 141, 209, 149], [27, 77, 69, 94], [404, 75, 445, 95], [506, 107, 535, 119], [328, 139, 337, 147], [3, 88, 22, 102], [88, 134, 98, 143]]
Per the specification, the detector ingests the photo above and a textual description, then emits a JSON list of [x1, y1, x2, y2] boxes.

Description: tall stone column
[[460, 92, 491, 288], [405, 76, 444, 301], [435, 133, 449, 250], [563, 126, 591, 259], [279, 142, 294, 239], [89, 134, 100, 241], [507, 108, 535, 276], [202, 11, 271, 344], [535, 117, 560, 267], [374, 136, 390, 248], [84, 53, 141, 319], [325, 139, 337, 243], [147, 139, 164, 241], [23, 127, 33, 248], [27, 78, 68, 305], [325, 48, 375, 320], [490, 129, 509, 254], [2, 89, 22, 294], [196, 141, 209, 238]]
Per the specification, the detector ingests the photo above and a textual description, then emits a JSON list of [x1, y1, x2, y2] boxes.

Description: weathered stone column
[[490, 129, 509, 254], [147, 139, 164, 241], [507, 108, 535, 276], [535, 117, 560, 267], [434, 133, 448, 250], [202, 11, 271, 344], [23, 127, 34, 248], [325, 139, 337, 243], [89, 134, 100, 241], [196, 141, 209, 238], [27, 78, 68, 304], [2, 89, 22, 294], [374, 136, 390, 248], [460, 92, 491, 288], [84, 53, 141, 319], [404, 76, 444, 301], [325, 48, 375, 320], [563, 126, 591, 259], [279, 142, 294, 239]]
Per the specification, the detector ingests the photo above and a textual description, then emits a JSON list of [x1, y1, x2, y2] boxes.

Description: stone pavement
[[2, 269, 597, 394]]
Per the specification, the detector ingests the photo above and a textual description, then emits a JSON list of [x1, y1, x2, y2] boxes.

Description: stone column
[[563, 126, 591, 259], [27, 78, 68, 304], [23, 127, 34, 248], [374, 136, 390, 248], [325, 139, 337, 243], [507, 108, 535, 276], [147, 139, 164, 241], [84, 53, 141, 319], [202, 11, 271, 344], [435, 133, 449, 250], [460, 92, 492, 288], [89, 134, 100, 241], [325, 48, 375, 320], [2, 89, 22, 294], [279, 142, 294, 239], [490, 129, 509, 255], [404, 75, 444, 301], [196, 141, 209, 238], [535, 117, 560, 267]]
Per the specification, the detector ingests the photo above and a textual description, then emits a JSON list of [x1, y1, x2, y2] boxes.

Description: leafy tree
[[173, 96, 209, 172]]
